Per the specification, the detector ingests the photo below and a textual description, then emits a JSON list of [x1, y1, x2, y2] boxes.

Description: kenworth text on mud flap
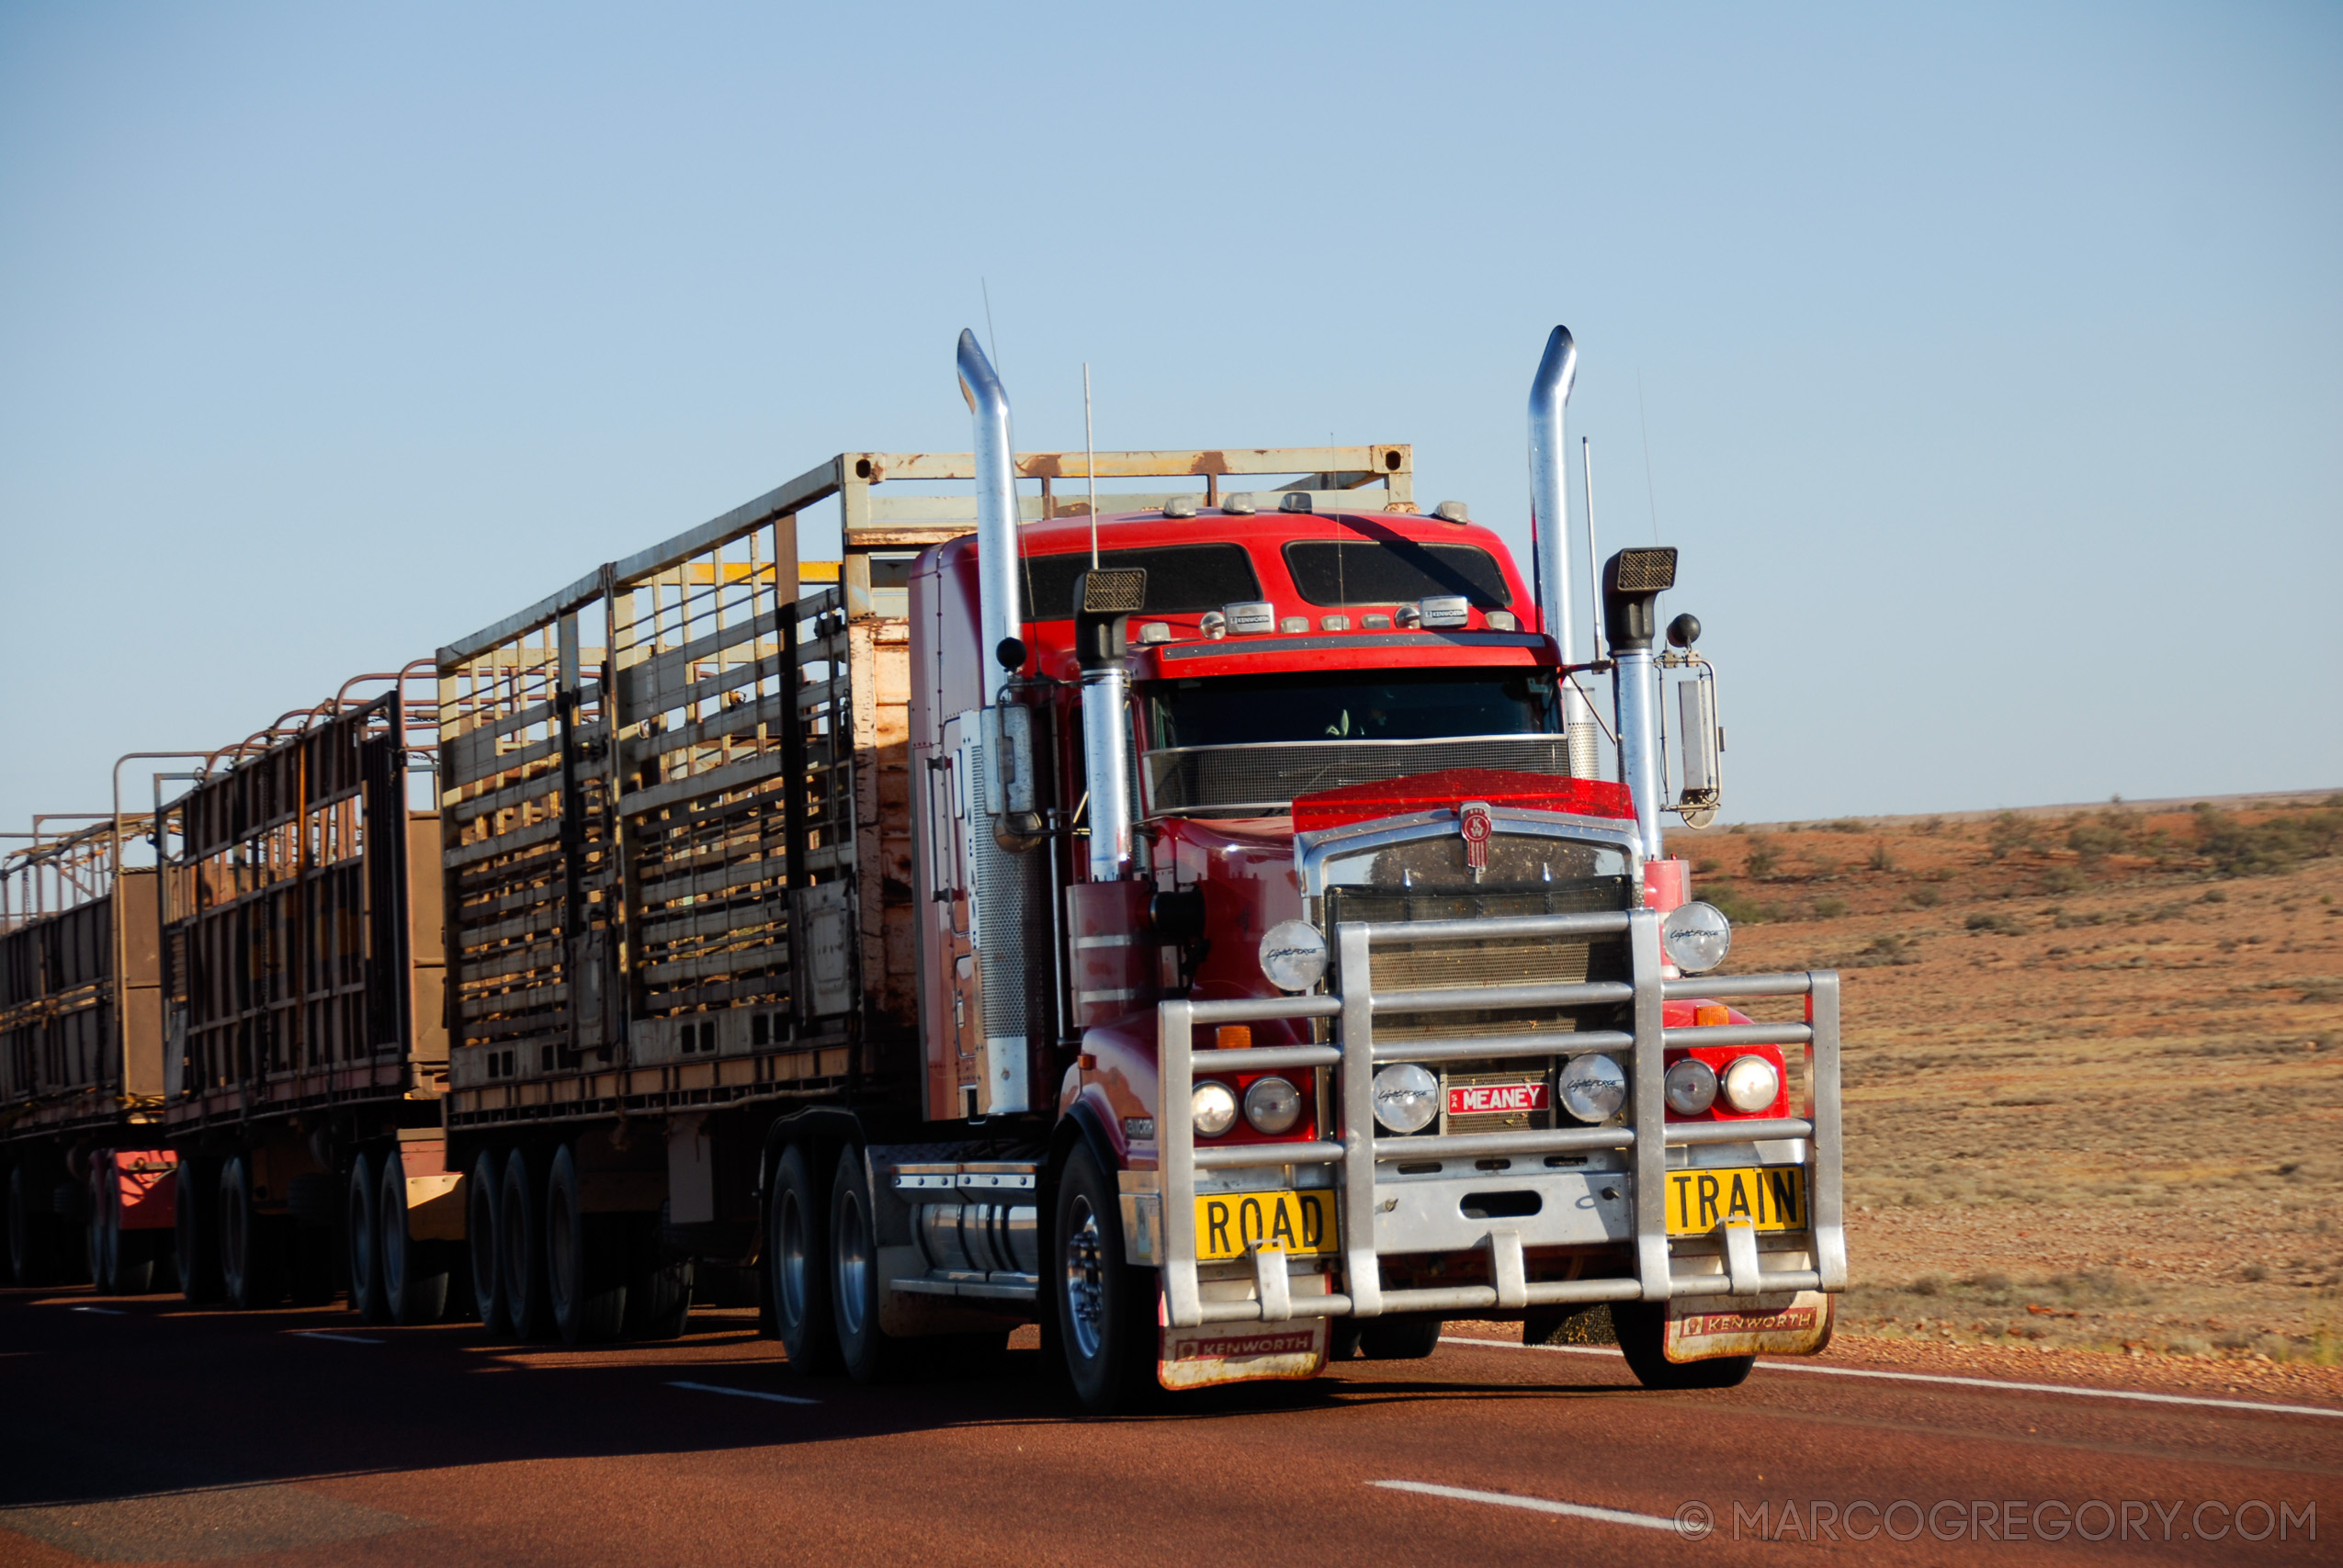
[[0, 326, 1846, 1411]]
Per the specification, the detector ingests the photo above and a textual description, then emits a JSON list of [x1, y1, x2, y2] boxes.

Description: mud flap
[[1664, 1290, 1835, 1362], [1159, 1318, 1329, 1390]]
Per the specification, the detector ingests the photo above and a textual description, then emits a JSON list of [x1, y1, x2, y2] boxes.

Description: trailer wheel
[[545, 1145, 628, 1345], [767, 1145, 838, 1373], [175, 1156, 224, 1303], [87, 1158, 118, 1295], [500, 1147, 553, 1341], [829, 1145, 912, 1383], [379, 1151, 451, 1325], [468, 1149, 507, 1332], [8, 1163, 58, 1285], [622, 1212, 692, 1341], [1358, 1317, 1444, 1359], [1052, 1142, 1156, 1414], [218, 1155, 285, 1310], [346, 1150, 384, 1323], [1613, 1300, 1755, 1390]]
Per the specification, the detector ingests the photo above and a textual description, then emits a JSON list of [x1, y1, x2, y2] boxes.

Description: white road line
[[293, 1331, 385, 1344], [1437, 1336, 2343, 1420], [1371, 1480, 1680, 1532], [669, 1379, 820, 1406], [72, 1306, 125, 1315]]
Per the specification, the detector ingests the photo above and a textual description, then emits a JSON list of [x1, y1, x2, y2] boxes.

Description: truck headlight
[[1192, 1081, 1239, 1138], [1720, 1055, 1780, 1113], [1559, 1054, 1628, 1122], [1661, 901, 1731, 974], [1242, 1075, 1303, 1135], [1258, 919, 1328, 993], [1371, 1063, 1438, 1133], [1664, 1057, 1718, 1115]]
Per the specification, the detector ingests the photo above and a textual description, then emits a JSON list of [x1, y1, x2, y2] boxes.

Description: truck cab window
[[1145, 669, 1556, 750]]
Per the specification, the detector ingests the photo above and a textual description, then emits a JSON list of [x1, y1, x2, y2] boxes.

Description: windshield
[[1146, 669, 1558, 750]]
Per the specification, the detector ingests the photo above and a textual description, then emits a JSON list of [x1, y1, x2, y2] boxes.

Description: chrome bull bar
[[1156, 907, 1846, 1329]]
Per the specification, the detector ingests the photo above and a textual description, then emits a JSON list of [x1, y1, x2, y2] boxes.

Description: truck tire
[[9, 1163, 62, 1285], [219, 1154, 285, 1310], [468, 1149, 507, 1332], [767, 1145, 838, 1373], [1358, 1317, 1444, 1359], [546, 1144, 627, 1344], [1052, 1142, 1157, 1414], [1613, 1299, 1754, 1390], [829, 1145, 911, 1383], [346, 1150, 385, 1323], [87, 1161, 118, 1295], [500, 1147, 553, 1341], [622, 1212, 692, 1341], [175, 1157, 225, 1303], [379, 1152, 451, 1325]]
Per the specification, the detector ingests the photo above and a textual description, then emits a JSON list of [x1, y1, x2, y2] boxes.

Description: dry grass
[[1677, 792, 2343, 1366]]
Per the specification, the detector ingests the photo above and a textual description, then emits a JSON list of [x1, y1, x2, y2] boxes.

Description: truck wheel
[[346, 1150, 384, 1323], [115, 1228, 160, 1296], [829, 1145, 911, 1383], [87, 1159, 119, 1295], [219, 1155, 285, 1309], [501, 1147, 553, 1341], [467, 1149, 507, 1332], [546, 1145, 627, 1344], [11, 1163, 64, 1285], [767, 1145, 837, 1373], [1613, 1300, 1755, 1390], [379, 1152, 451, 1325], [622, 1212, 692, 1341], [1358, 1317, 1444, 1359], [1052, 1142, 1155, 1414], [175, 1157, 224, 1303]]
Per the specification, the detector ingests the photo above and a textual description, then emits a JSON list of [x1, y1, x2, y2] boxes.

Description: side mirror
[[1673, 672, 1722, 829]]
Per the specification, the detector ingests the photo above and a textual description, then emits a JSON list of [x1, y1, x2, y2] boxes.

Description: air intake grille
[[1145, 736, 1571, 816], [1330, 877, 1631, 1043]]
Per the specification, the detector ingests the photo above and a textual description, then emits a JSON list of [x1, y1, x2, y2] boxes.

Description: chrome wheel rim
[[775, 1190, 809, 1326], [1064, 1197, 1106, 1360], [833, 1190, 869, 1337]]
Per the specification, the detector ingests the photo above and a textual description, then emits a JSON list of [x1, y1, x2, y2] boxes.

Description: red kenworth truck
[[8, 327, 1846, 1415], [425, 327, 1845, 1408]]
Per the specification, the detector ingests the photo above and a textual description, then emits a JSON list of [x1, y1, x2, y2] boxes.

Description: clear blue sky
[[3, 2, 2336, 831]]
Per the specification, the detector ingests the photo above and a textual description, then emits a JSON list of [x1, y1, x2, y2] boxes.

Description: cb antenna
[[1084, 362, 1099, 569], [1582, 436, 1602, 662]]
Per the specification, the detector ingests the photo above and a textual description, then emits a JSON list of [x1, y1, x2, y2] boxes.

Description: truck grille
[[1144, 736, 1572, 816], [1327, 877, 1631, 1043]]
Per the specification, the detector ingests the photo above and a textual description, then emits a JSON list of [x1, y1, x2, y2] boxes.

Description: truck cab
[[863, 331, 1848, 1410]]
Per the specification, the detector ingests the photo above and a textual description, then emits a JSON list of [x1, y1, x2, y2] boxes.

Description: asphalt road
[[2, 1287, 2336, 1565]]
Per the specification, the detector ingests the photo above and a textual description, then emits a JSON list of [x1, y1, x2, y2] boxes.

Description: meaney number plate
[[1194, 1189, 1339, 1261], [1665, 1165, 1807, 1235]]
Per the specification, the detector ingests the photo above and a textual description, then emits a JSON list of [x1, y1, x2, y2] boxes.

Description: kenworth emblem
[[1459, 800, 1493, 872]]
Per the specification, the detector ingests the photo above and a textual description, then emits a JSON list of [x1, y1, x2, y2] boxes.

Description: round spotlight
[[1371, 1063, 1439, 1134], [1559, 1054, 1628, 1123], [1192, 1081, 1238, 1138], [1258, 919, 1329, 993], [1242, 1076, 1303, 1135], [1664, 1057, 1718, 1116], [1720, 1055, 1781, 1114], [1661, 901, 1732, 975]]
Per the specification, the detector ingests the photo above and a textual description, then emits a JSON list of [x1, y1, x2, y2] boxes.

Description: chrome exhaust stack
[[1527, 326, 1600, 778], [955, 330, 1041, 1111], [1074, 570, 1145, 881], [956, 330, 1023, 705], [1603, 547, 1678, 863]]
